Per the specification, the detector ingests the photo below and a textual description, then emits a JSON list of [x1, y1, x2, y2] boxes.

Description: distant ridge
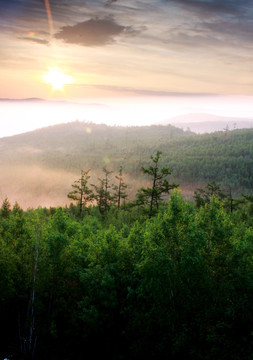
[[0, 97, 45, 102], [0, 97, 107, 108], [159, 113, 253, 133]]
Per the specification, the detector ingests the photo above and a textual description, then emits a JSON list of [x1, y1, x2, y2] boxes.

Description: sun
[[43, 67, 73, 91]]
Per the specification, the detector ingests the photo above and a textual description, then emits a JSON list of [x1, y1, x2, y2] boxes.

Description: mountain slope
[[0, 121, 193, 170], [0, 122, 252, 208], [0, 122, 192, 208]]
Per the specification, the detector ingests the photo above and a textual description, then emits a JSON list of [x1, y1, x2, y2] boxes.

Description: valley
[[0, 121, 252, 208]]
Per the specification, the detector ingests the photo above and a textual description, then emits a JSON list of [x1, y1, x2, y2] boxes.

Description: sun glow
[[43, 67, 73, 91]]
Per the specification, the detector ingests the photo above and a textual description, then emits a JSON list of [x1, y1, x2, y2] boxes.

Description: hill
[[0, 122, 192, 208], [0, 121, 252, 208], [0, 121, 192, 168]]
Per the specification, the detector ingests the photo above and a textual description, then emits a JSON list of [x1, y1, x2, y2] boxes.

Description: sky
[[0, 0, 253, 133]]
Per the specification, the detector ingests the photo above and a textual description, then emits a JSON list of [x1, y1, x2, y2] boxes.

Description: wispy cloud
[[1, 0, 253, 97], [167, 0, 252, 16], [202, 18, 253, 45], [105, 0, 118, 7], [72, 83, 217, 96], [19, 36, 49, 45]]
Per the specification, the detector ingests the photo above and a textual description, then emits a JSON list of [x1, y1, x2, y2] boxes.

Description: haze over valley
[[0, 120, 252, 209], [1, 96, 253, 138]]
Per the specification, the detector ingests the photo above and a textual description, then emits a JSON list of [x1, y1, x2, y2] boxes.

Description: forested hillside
[[159, 129, 253, 189], [0, 122, 252, 207], [0, 191, 252, 360], [0, 121, 192, 171]]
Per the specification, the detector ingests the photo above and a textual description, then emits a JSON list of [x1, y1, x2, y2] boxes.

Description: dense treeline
[[160, 129, 253, 189], [1, 122, 253, 192], [0, 189, 252, 359]]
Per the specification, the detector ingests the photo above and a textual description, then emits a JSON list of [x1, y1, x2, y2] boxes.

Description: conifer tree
[[1, 197, 11, 218], [92, 167, 113, 214], [67, 169, 93, 213], [136, 151, 178, 217], [194, 181, 226, 207], [112, 166, 128, 208], [13, 201, 23, 215]]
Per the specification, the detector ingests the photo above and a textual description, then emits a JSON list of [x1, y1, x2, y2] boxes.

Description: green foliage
[[67, 169, 93, 213], [0, 193, 253, 359], [1, 197, 11, 218], [136, 151, 178, 217], [92, 167, 114, 214], [194, 181, 227, 207], [112, 166, 128, 208]]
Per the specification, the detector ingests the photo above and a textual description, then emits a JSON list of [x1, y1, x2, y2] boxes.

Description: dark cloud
[[55, 18, 132, 46]]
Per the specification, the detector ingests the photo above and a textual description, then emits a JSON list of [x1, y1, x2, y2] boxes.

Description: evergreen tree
[[112, 166, 128, 208], [12, 201, 23, 215], [1, 197, 11, 218], [194, 181, 227, 207], [67, 169, 93, 213], [92, 167, 113, 214], [136, 151, 178, 217]]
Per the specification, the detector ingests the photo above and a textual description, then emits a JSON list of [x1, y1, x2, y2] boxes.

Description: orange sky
[[0, 0, 253, 133], [1, 0, 253, 99]]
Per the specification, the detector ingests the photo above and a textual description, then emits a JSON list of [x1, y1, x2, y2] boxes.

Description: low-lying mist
[[0, 165, 153, 210], [0, 165, 76, 209]]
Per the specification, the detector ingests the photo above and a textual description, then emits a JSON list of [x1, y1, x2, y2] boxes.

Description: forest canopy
[[0, 170, 253, 359]]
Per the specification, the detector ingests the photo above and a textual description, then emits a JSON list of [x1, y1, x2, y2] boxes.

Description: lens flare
[[44, 0, 54, 38]]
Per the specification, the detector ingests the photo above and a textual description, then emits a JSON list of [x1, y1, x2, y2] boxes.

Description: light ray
[[44, 0, 54, 39]]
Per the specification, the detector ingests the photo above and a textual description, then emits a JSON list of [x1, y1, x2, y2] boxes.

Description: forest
[[0, 122, 253, 201], [0, 151, 252, 359]]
